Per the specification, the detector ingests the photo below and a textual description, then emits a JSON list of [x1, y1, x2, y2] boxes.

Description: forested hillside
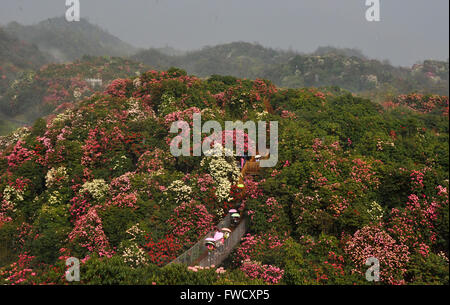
[[0, 56, 149, 126], [0, 69, 447, 284]]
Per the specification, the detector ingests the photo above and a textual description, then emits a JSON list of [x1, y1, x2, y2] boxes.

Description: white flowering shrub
[[79, 179, 109, 201], [112, 155, 131, 172], [437, 251, 449, 264], [3, 185, 25, 204], [120, 223, 148, 268], [376, 138, 395, 151], [51, 109, 74, 126], [133, 77, 142, 88], [121, 242, 148, 268], [48, 191, 64, 206], [127, 98, 150, 122], [0, 127, 30, 150], [39, 203, 70, 223], [256, 111, 269, 120], [157, 93, 178, 117], [367, 200, 384, 222], [201, 143, 241, 203], [73, 88, 82, 99], [126, 223, 146, 242], [45, 166, 68, 189], [166, 180, 192, 205]]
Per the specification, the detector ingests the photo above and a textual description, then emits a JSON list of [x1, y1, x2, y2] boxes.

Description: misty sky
[[0, 0, 448, 67]]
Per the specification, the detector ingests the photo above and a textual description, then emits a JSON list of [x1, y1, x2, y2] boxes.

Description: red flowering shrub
[[81, 127, 125, 169], [144, 234, 183, 266], [246, 197, 290, 233], [6, 141, 34, 168], [104, 78, 133, 98], [0, 66, 447, 285], [0, 253, 37, 285], [137, 149, 172, 174], [166, 201, 214, 247]]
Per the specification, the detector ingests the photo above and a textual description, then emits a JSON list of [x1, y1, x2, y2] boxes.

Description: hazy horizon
[[0, 0, 448, 67]]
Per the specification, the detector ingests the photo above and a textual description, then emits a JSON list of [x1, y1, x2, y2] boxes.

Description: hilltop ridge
[[4, 17, 136, 62]]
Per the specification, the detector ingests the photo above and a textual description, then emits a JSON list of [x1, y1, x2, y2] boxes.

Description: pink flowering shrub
[[107, 192, 138, 209], [109, 172, 133, 195], [104, 78, 132, 98], [0, 66, 447, 285], [383, 93, 449, 116], [184, 173, 219, 212], [387, 185, 448, 256], [6, 141, 34, 168], [136, 149, 174, 174], [69, 194, 91, 220], [286, 138, 385, 235], [106, 173, 138, 209], [163, 107, 202, 127], [344, 225, 410, 284], [280, 110, 297, 119], [233, 232, 287, 265], [68, 207, 114, 258], [0, 197, 14, 224], [81, 127, 125, 169], [166, 201, 214, 247], [242, 177, 263, 200], [240, 259, 284, 284], [216, 129, 254, 155]]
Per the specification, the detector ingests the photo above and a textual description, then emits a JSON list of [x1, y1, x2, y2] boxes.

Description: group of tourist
[[205, 209, 241, 252]]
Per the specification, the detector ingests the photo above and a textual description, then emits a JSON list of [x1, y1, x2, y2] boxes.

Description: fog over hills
[[4, 17, 136, 62], [1, 0, 448, 67], [0, 16, 448, 136], [132, 42, 449, 96]]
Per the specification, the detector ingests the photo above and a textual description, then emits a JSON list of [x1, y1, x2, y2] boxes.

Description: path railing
[[168, 215, 248, 267], [168, 214, 231, 266], [197, 216, 248, 267]]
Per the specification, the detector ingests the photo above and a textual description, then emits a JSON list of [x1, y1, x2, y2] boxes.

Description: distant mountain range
[[0, 17, 448, 135], [1, 17, 448, 97], [132, 42, 449, 97], [3, 17, 136, 62]]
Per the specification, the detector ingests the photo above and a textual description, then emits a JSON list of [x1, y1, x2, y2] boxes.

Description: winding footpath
[[168, 98, 274, 267], [168, 162, 251, 267]]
